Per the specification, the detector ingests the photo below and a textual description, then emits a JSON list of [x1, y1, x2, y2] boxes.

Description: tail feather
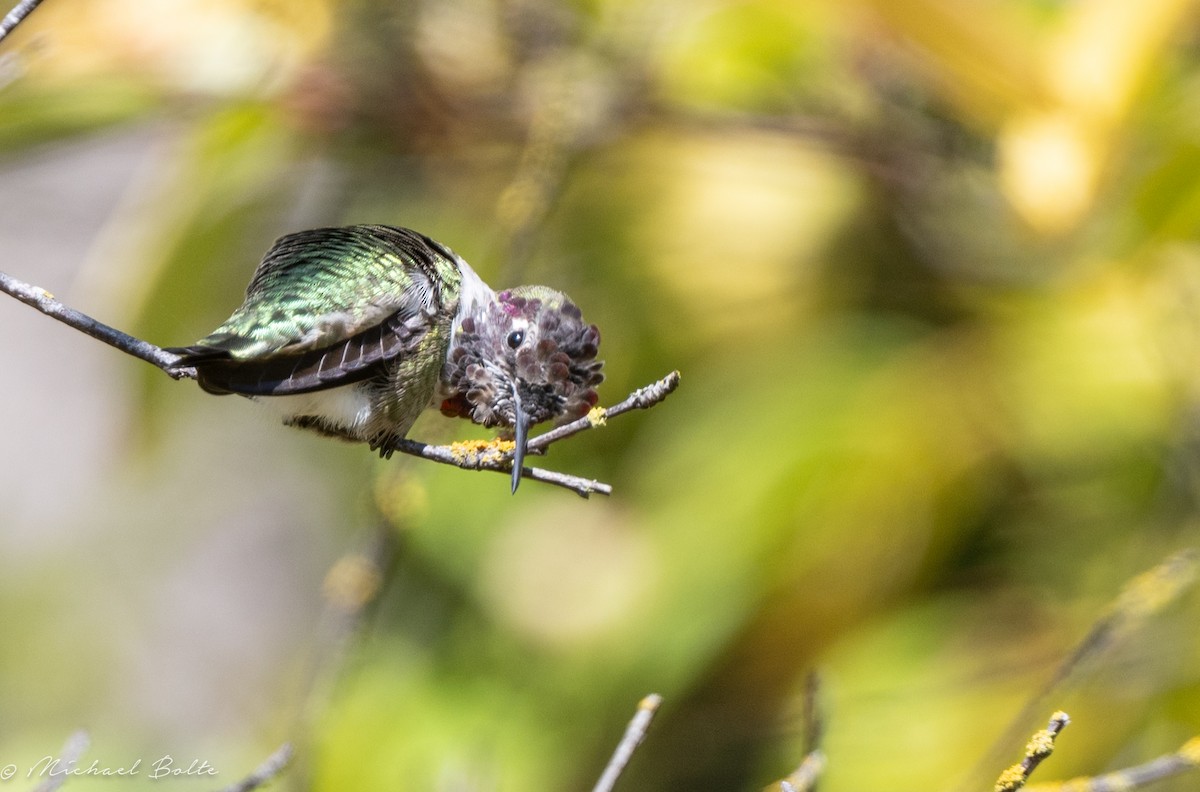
[[163, 344, 233, 366], [166, 310, 423, 396]]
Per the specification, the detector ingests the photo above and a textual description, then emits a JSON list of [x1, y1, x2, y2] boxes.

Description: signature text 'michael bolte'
[[17, 754, 218, 780]]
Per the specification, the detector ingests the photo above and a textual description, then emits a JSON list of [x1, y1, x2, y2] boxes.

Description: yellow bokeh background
[[1, 1, 1200, 790]]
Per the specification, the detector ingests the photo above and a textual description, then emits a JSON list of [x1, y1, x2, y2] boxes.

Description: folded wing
[[166, 225, 462, 396]]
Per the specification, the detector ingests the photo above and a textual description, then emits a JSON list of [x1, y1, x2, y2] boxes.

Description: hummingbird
[[166, 224, 604, 493]]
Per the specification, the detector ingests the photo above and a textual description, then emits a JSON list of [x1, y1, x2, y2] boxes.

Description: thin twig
[[765, 751, 826, 792], [0, 271, 194, 376], [1025, 735, 1200, 792], [1, 267, 678, 496], [0, 0, 44, 46], [762, 672, 826, 792], [591, 694, 662, 792], [215, 743, 293, 792], [802, 670, 824, 759], [385, 436, 614, 498], [526, 371, 681, 453], [30, 731, 90, 792], [994, 713, 1070, 792]]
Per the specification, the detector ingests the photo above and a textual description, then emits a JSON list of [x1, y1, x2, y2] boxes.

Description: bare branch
[[994, 712, 1070, 792], [0, 270, 194, 377], [801, 670, 824, 760], [0, 0, 45, 46], [2, 269, 676, 496], [215, 743, 293, 792], [591, 694, 662, 792], [762, 672, 826, 792]]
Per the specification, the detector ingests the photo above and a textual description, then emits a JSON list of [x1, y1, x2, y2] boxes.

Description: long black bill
[[511, 393, 530, 495]]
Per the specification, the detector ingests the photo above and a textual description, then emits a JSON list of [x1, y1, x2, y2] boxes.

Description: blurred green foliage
[[2, 0, 1200, 790]]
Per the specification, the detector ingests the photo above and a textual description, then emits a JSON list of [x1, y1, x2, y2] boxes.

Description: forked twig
[[526, 372, 680, 454], [0, 268, 677, 496]]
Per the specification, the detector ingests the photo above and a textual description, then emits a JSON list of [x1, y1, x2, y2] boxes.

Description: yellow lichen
[[1179, 735, 1200, 764], [638, 693, 663, 711], [995, 764, 1027, 792], [449, 437, 514, 462], [587, 406, 608, 427], [1026, 729, 1056, 757]]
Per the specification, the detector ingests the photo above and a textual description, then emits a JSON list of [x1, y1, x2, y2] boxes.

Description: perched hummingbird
[[166, 225, 604, 492]]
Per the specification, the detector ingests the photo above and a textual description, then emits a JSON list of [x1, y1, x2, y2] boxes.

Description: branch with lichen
[[1025, 735, 1200, 792], [383, 369, 679, 497], [993, 714, 1200, 792], [962, 550, 1199, 790], [0, 268, 678, 497], [758, 706, 1200, 792], [994, 712, 1070, 792]]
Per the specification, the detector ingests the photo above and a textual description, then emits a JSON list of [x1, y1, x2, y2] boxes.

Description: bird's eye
[[506, 330, 525, 349]]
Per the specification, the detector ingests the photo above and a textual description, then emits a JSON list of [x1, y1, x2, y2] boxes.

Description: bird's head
[[442, 286, 604, 492]]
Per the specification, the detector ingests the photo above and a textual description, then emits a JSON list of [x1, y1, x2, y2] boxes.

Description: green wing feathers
[[167, 225, 463, 396]]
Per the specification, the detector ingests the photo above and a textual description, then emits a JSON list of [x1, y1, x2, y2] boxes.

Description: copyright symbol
[[1, 764, 16, 780]]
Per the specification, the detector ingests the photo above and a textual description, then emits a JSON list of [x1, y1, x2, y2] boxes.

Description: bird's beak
[[511, 391, 529, 495]]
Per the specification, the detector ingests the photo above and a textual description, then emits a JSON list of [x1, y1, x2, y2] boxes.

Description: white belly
[[257, 384, 377, 439]]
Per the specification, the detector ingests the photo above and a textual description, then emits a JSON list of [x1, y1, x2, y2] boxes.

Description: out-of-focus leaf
[[0, 79, 159, 152], [656, 1, 837, 112], [858, 0, 1044, 127]]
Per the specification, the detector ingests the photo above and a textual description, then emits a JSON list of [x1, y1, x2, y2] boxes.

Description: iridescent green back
[[168, 225, 463, 396]]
